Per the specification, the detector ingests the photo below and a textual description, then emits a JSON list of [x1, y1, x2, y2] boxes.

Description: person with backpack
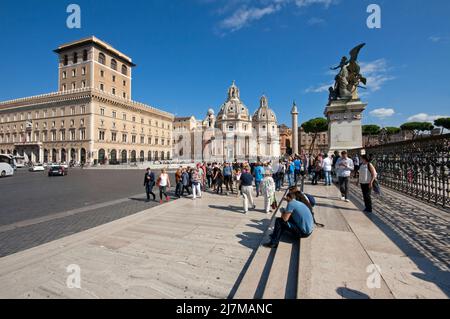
[[358, 154, 378, 213], [143, 168, 156, 202], [263, 193, 314, 249]]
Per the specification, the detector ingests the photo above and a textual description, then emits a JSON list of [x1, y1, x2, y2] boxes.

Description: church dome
[[253, 95, 277, 123], [217, 81, 250, 121]]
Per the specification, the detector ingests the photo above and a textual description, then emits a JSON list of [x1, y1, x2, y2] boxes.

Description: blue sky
[[0, 0, 449, 127]]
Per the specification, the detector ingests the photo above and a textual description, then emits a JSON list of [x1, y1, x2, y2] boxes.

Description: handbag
[[271, 195, 278, 210], [373, 180, 381, 195]]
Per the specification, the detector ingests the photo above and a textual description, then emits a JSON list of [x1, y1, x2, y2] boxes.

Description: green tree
[[362, 125, 381, 136], [434, 118, 450, 133], [400, 122, 435, 139], [301, 118, 328, 155], [385, 127, 401, 135]]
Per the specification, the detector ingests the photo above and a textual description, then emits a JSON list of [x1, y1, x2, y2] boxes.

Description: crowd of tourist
[[142, 150, 378, 248]]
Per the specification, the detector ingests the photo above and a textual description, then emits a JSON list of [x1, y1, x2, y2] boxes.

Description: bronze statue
[[329, 43, 367, 102]]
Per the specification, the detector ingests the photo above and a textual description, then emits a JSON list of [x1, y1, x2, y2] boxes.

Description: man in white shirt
[[322, 154, 333, 186], [335, 151, 354, 202]]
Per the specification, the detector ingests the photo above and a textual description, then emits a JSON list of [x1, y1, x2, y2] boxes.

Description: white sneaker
[[345, 199, 350, 203], [341, 197, 345, 201]]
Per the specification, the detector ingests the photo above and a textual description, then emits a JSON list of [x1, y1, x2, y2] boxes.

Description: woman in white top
[[157, 168, 171, 204], [359, 155, 377, 213], [322, 155, 333, 186]]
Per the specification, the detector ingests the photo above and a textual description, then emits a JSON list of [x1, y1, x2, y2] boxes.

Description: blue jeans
[[255, 181, 262, 197], [288, 173, 294, 187], [324, 171, 332, 185]]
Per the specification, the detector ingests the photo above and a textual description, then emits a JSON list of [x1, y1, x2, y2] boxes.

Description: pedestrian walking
[[157, 168, 171, 204], [143, 168, 156, 201], [335, 151, 354, 202], [181, 168, 191, 196], [175, 167, 183, 198], [191, 168, 202, 200], [261, 170, 276, 214], [359, 155, 378, 213], [322, 154, 333, 186], [214, 166, 224, 195], [254, 162, 265, 197], [223, 162, 234, 194], [241, 166, 256, 214]]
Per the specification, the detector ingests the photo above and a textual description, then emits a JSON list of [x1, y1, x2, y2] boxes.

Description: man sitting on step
[[263, 193, 315, 249]]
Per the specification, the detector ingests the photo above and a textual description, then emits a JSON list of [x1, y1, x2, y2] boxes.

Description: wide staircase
[[232, 181, 398, 299]]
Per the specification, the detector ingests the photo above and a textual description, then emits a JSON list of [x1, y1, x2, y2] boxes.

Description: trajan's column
[[291, 101, 299, 156]]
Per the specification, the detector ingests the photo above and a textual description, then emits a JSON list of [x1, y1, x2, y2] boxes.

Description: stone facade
[[278, 124, 292, 156], [0, 37, 174, 165], [299, 127, 329, 155], [324, 99, 367, 154], [173, 82, 280, 162]]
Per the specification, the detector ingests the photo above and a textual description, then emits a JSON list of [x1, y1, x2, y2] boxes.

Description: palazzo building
[[173, 81, 280, 162], [0, 36, 174, 164]]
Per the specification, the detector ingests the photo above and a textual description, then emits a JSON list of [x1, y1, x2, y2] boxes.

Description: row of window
[[1, 118, 85, 133], [98, 131, 168, 146], [0, 106, 86, 124], [63, 51, 128, 76], [0, 129, 86, 144], [98, 53, 128, 75], [100, 108, 171, 130], [63, 50, 88, 66]]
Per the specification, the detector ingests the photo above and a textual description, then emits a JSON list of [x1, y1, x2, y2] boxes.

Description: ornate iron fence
[[349, 134, 450, 210]]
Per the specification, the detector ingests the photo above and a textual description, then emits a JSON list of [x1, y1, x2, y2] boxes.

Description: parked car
[[48, 165, 68, 177], [29, 164, 45, 172], [60, 162, 69, 169], [0, 163, 14, 177]]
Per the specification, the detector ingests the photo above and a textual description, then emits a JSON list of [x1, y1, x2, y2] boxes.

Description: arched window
[[73, 52, 78, 64], [140, 151, 144, 162], [121, 65, 128, 76], [111, 59, 117, 71], [167, 152, 171, 160], [83, 50, 88, 61], [131, 150, 137, 163], [147, 151, 152, 162], [98, 53, 106, 65], [63, 55, 68, 66]]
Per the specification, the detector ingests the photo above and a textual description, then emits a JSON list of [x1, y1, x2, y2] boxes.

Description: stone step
[[232, 213, 277, 299], [262, 237, 299, 299]]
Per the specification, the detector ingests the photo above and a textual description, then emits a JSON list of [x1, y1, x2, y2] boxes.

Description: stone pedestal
[[324, 99, 367, 155]]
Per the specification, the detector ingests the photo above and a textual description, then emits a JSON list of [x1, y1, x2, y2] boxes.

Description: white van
[[0, 163, 14, 177]]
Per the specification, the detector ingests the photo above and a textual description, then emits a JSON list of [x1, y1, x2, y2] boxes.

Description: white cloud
[[217, 0, 338, 33], [220, 4, 282, 32], [370, 108, 395, 119], [305, 83, 333, 93], [359, 59, 395, 92], [307, 17, 326, 26], [407, 113, 449, 123], [295, 0, 337, 8], [429, 35, 449, 43]]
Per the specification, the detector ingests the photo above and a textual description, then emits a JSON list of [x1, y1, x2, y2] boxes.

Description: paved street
[[0, 168, 177, 257]]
